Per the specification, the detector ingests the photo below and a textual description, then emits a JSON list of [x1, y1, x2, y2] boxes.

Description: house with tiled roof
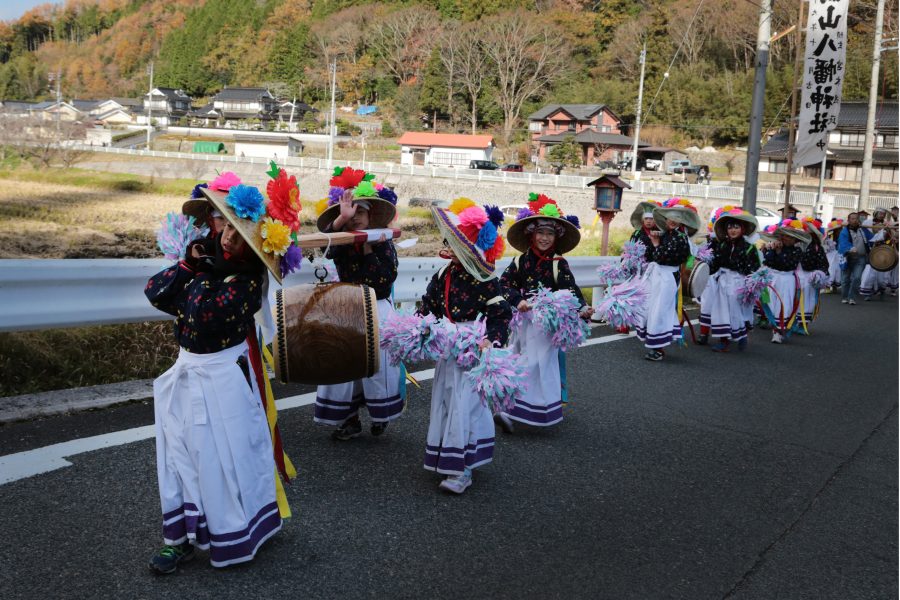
[[396, 132, 494, 166], [528, 103, 642, 165], [760, 101, 898, 187], [211, 87, 277, 122], [139, 87, 192, 125]]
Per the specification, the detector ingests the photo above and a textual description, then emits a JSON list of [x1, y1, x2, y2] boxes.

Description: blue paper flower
[[226, 184, 266, 222], [377, 186, 398, 205], [476, 221, 498, 252], [485, 204, 504, 228], [564, 214, 581, 229], [190, 182, 208, 199]]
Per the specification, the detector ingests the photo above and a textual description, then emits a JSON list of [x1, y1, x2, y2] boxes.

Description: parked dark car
[[469, 160, 500, 170], [500, 163, 523, 172]]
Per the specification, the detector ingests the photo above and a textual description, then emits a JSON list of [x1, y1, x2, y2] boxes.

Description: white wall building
[[397, 132, 494, 167], [233, 134, 304, 159]]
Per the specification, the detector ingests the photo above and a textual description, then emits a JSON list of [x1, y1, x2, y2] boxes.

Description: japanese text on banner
[[794, 0, 848, 168]]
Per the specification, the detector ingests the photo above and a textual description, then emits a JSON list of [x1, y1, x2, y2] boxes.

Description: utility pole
[[327, 60, 337, 167], [742, 0, 772, 213], [858, 0, 886, 211], [54, 70, 61, 142], [146, 61, 154, 149], [782, 0, 805, 214], [630, 41, 646, 179]]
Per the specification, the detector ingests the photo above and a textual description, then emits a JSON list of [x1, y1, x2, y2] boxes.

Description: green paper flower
[[354, 180, 377, 198], [539, 204, 561, 218]]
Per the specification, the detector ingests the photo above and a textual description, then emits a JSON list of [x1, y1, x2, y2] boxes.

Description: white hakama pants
[[507, 318, 563, 427], [315, 299, 403, 425], [699, 268, 753, 341], [153, 342, 281, 568], [424, 354, 495, 475], [635, 263, 682, 349]]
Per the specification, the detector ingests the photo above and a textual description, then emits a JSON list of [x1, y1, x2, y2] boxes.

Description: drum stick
[[293, 228, 402, 249]]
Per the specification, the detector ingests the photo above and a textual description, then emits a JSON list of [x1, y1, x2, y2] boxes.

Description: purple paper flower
[[516, 207, 534, 221], [190, 182, 208, 199], [279, 244, 303, 278], [564, 214, 580, 229], [328, 186, 344, 206], [485, 205, 504, 228], [377, 186, 398, 205]]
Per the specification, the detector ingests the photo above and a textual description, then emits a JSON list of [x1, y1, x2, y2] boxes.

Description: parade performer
[[837, 212, 873, 304], [313, 166, 402, 440], [795, 218, 829, 333], [418, 198, 512, 494], [635, 198, 700, 361], [824, 219, 843, 291], [628, 200, 662, 261], [145, 172, 304, 573], [697, 207, 760, 352], [859, 209, 894, 300], [498, 193, 591, 432], [760, 219, 810, 344]]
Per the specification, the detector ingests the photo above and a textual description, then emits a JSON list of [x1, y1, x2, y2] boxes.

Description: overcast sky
[[1, 1, 63, 22]]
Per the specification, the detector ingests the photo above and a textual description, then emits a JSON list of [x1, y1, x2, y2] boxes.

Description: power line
[[643, 0, 707, 122]]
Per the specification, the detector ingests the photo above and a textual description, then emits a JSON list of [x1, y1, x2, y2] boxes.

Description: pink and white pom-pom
[[809, 270, 829, 291], [737, 267, 774, 306], [695, 243, 714, 264], [528, 286, 589, 351], [156, 212, 209, 260], [447, 319, 487, 368], [596, 278, 648, 330], [596, 261, 627, 286], [464, 347, 528, 413], [619, 240, 648, 273], [380, 312, 448, 366]]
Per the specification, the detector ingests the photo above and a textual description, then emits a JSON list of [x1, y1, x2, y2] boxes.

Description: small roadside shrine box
[[586, 175, 632, 255]]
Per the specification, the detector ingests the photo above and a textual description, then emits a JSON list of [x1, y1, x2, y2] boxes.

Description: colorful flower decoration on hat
[[326, 166, 377, 207], [515, 193, 581, 229], [780, 218, 805, 231], [448, 197, 506, 262], [219, 161, 305, 277], [801, 216, 824, 234], [662, 197, 698, 212], [208, 171, 241, 192], [191, 183, 208, 199]]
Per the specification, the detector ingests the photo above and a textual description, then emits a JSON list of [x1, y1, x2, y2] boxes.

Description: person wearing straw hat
[[629, 200, 662, 261], [313, 166, 402, 441], [417, 198, 511, 494], [498, 193, 590, 432], [145, 173, 305, 573], [636, 198, 700, 361], [697, 208, 760, 352], [760, 219, 810, 344], [795, 218, 829, 333]]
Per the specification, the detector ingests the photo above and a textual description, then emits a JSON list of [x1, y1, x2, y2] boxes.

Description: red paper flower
[[329, 167, 368, 190], [266, 170, 302, 232], [528, 194, 556, 215]]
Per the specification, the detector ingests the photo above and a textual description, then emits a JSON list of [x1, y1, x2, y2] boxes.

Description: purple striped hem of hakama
[[314, 393, 365, 425], [364, 393, 404, 422], [509, 399, 563, 426], [423, 438, 494, 475], [208, 503, 282, 567], [162, 502, 210, 547], [635, 326, 681, 349]]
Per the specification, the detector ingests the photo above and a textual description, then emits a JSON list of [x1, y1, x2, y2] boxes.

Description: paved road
[[1, 294, 896, 599]]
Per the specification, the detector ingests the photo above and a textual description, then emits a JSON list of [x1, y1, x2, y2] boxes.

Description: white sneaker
[[848, 299, 857, 305], [439, 471, 472, 494], [841, 299, 848, 304], [771, 332, 783, 344]]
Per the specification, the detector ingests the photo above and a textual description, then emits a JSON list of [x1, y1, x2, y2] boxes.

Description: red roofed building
[[397, 132, 494, 167]]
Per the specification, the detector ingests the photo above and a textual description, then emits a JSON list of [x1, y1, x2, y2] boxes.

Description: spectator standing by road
[[837, 212, 873, 305]]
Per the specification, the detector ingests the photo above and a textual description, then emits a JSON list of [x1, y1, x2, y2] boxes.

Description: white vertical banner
[[794, 0, 849, 168]]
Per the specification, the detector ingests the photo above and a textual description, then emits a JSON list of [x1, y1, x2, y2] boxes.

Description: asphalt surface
[[0, 293, 897, 599]]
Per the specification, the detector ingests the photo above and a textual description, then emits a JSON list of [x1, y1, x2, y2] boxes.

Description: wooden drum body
[[869, 244, 898, 272], [273, 283, 379, 385]]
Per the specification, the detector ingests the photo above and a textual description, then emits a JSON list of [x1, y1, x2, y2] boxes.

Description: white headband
[[642, 212, 654, 219]]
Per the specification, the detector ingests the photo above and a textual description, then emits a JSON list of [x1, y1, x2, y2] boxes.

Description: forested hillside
[[0, 0, 896, 146]]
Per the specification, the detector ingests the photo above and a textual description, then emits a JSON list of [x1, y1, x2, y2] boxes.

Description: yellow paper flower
[[315, 197, 330, 216], [260, 217, 292, 255], [449, 197, 476, 215]]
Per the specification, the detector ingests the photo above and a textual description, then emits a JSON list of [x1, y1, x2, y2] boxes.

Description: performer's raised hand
[[333, 189, 357, 230]]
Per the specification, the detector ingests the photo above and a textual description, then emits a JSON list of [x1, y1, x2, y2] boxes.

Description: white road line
[[0, 326, 652, 485]]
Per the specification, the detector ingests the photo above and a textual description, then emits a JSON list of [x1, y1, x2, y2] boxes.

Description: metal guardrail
[[0, 256, 616, 332], [75, 144, 895, 210]]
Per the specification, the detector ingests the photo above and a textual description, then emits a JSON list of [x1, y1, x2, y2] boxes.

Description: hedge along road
[[0, 294, 896, 599]]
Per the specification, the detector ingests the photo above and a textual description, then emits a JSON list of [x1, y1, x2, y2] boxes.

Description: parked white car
[[706, 205, 780, 237]]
